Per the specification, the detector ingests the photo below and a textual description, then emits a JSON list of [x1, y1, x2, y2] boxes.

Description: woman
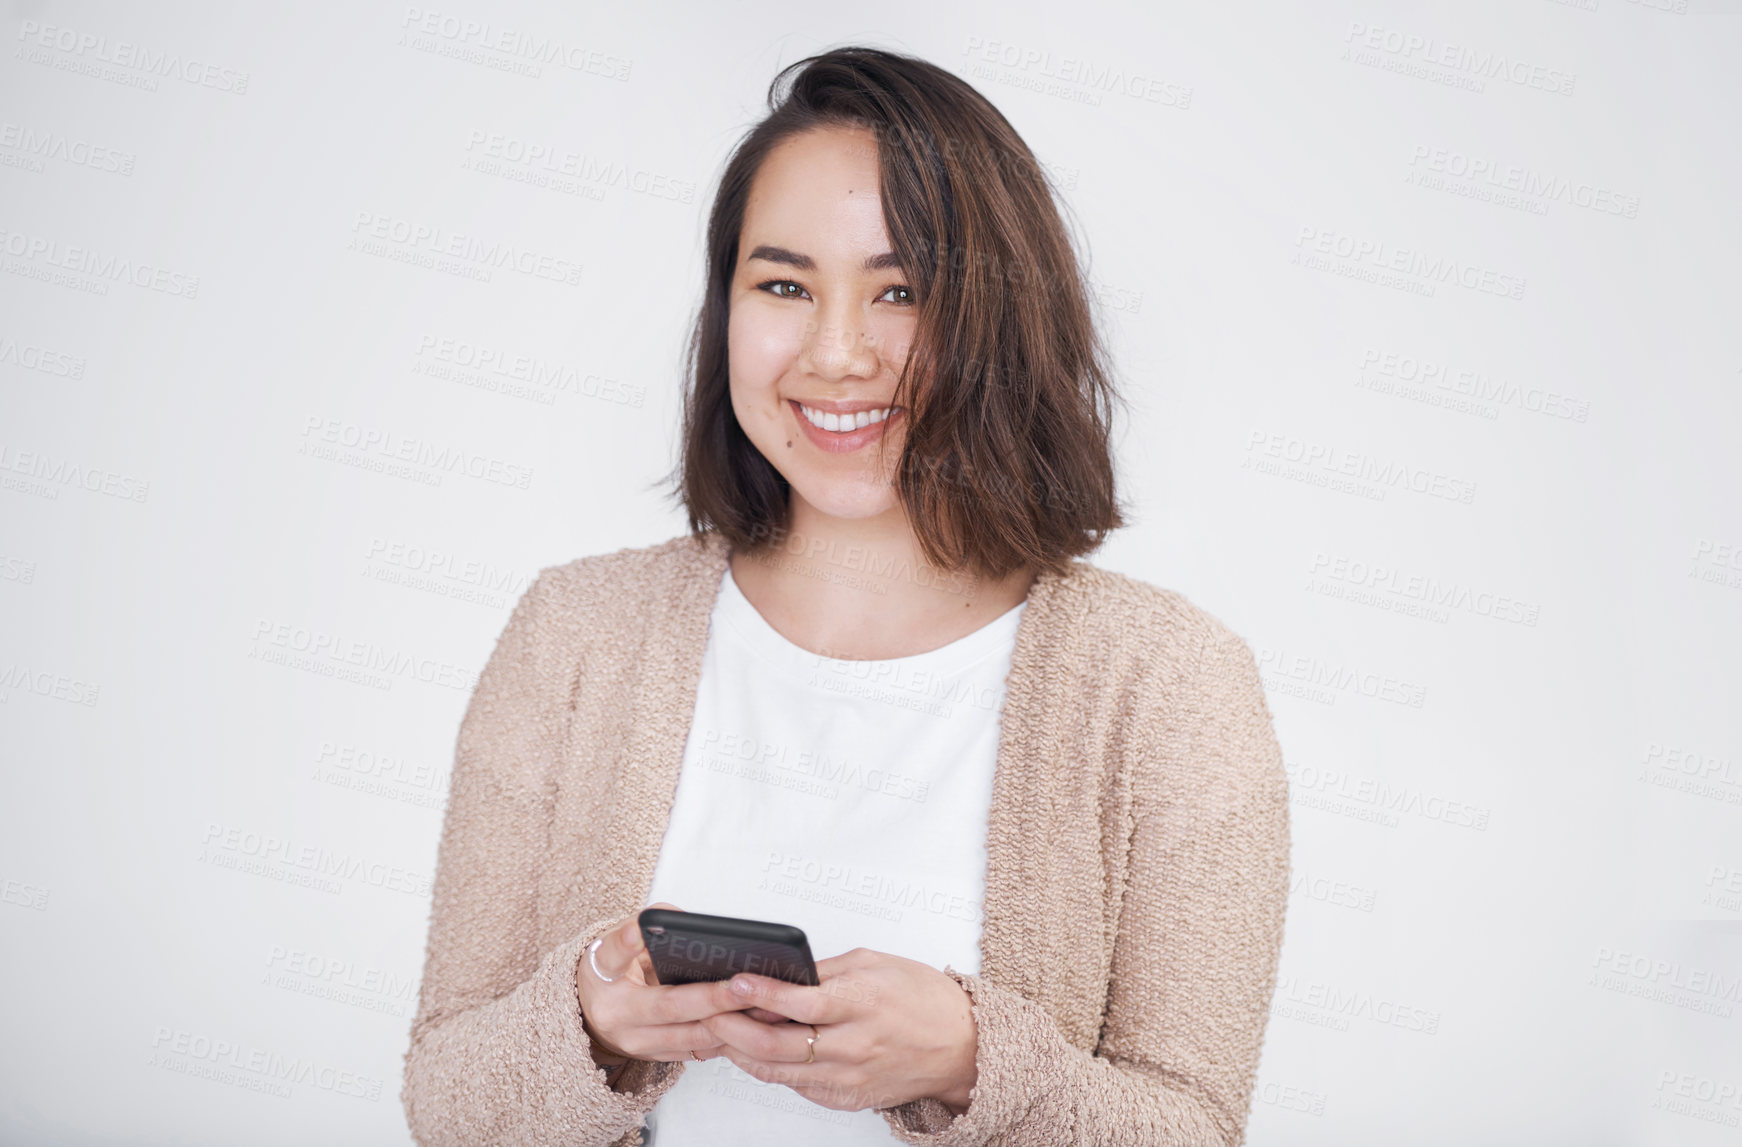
[[401, 46, 1289, 1147]]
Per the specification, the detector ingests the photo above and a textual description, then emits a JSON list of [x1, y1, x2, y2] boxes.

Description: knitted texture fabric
[[401, 531, 1291, 1146]]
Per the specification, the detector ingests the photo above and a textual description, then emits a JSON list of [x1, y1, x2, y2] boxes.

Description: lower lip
[[789, 400, 902, 454]]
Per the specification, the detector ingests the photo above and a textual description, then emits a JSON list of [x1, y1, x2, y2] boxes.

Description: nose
[[800, 307, 882, 383]]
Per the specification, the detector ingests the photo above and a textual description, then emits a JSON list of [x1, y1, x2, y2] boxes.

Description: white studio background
[[1, 1, 1738, 1144]]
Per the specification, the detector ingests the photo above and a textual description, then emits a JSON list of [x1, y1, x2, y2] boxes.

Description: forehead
[[740, 126, 890, 258]]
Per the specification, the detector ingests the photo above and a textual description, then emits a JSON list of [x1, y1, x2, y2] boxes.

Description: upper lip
[[789, 398, 900, 414]]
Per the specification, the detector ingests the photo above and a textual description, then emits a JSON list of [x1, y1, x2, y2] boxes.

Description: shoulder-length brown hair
[[665, 45, 1127, 580]]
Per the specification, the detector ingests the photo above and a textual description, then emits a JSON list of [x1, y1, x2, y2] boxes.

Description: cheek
[[729, 304, 804, 393], [867, 314, 917, 374]]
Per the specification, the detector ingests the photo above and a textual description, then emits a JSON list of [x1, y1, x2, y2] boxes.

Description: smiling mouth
[[794, 402, 898, 432], [786, 399, 904, 454]]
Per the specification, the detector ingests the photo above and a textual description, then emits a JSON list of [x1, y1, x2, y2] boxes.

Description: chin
[[790, 479, 900, 522]]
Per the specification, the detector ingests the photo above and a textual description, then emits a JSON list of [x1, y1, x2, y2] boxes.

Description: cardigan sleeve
[[400, 570, 685, 1147], [877, 624, 1292, 1146]]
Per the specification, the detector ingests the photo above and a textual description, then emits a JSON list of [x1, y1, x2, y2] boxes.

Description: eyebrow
[[745, 245, 903, 273]]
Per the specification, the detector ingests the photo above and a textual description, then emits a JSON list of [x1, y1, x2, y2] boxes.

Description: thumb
[[628, 902, 683, 948]]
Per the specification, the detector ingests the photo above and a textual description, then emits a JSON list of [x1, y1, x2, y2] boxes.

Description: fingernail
[[731, 977, 754, 996]]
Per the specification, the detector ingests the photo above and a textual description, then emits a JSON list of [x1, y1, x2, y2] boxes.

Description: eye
[[880, 284, 916, 306], [756, 279, 810, 300]]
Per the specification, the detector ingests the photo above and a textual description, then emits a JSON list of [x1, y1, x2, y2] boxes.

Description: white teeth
[[798, 404, 892, 432]]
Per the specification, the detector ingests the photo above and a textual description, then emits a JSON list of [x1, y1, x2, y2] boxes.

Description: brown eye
[[881, 284, 915, 305], [758, 279, 809, 300]]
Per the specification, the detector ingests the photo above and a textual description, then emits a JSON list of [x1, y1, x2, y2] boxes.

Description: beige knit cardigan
[[401, 531, 1291, 1146]]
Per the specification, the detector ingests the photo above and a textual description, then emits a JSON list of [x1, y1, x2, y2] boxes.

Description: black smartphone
[[638, 908, 819, 987]]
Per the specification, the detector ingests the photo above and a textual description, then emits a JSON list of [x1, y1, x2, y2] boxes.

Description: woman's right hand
[[575, 902, 756, 1066]]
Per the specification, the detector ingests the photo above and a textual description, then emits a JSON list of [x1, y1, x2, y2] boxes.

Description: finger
[[624, 976, 773, 1028], [611, 946, 652, 988], [744, 1005, 791, 1024], [633, 947, 657, 985], [626, 902, 686, 983], [595, 902, 670, 982], [718, 973, 842, 1026], [706, 1010, 823, 1064], [813, 950, 879, 984], [592, 914, 645, 982], [616, 1019, 727, 1063]]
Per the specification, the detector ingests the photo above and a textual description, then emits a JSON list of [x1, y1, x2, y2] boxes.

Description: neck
[[727, 501, 1035, 661]]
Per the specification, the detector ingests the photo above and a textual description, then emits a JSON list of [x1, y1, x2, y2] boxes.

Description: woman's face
[[727, 125, 918, 523]]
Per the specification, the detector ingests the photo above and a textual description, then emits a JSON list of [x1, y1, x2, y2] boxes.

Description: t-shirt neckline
[[714, 563, 1026, 680]]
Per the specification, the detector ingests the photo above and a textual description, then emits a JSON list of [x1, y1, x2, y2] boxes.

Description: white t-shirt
[[641, 562, 1025, 1145]]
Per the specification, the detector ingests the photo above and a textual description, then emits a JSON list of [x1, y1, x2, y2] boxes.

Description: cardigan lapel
[[972, 557, 1111, 1051], [607, 532, 1106, 1052], [600, 534, 733, 918]]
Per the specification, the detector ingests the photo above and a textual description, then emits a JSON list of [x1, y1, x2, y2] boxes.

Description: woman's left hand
[[699, 947, 978, 1114]]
